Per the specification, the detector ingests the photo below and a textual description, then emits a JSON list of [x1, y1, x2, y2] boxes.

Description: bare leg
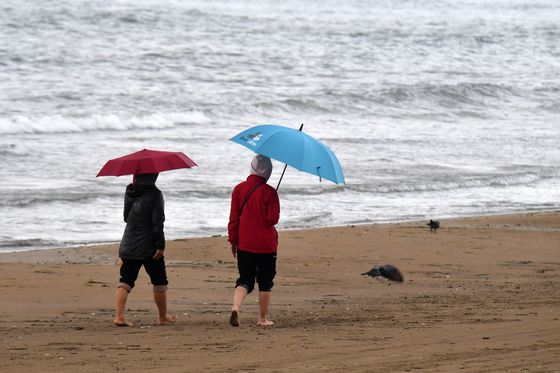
[[114, 287, 133, 326], [230, 286, 248, 326], [257, 291, 274, 326], [232, 286, 248, 312], [154, 291, 177, 325]]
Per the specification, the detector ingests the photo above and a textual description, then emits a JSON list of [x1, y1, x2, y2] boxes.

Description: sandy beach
[[1, 212, 559, 372]]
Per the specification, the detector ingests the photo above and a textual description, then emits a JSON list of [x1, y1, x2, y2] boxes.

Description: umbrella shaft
[[276, 164, 288, 191]]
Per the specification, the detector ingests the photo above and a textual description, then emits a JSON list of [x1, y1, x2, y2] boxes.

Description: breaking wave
[[348, 170, 560, 194], [0, 111, 211, 135], [251, 82, 560, 117]]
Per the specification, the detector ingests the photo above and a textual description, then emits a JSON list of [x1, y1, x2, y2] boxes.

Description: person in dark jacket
[[113, 173, 176, 327], [227, 155, 280, 327]]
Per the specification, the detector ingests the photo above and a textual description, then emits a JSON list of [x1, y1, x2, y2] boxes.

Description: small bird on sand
[[361, 264, 404, 282], [427, 219, 440, 233]]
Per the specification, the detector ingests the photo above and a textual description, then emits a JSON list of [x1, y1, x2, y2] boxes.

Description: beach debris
[[427, 219, 440, 233], [361, 264, 404, 282]]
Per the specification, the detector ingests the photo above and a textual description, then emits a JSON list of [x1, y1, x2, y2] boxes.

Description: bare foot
[[229, 310, 239, 327], [159, 315, 177, 325], [113, 319, 133, 327], [257, 319, 274, 327]]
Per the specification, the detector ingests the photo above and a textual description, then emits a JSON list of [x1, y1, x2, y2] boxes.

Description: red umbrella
[[96, 149, 197, 177]]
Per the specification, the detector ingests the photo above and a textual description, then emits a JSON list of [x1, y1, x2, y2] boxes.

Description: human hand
[[152, 249, 164, 260], [231, 244, 238, 258]]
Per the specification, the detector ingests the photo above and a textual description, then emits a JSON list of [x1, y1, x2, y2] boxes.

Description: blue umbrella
[[229, 124, 345, 189]]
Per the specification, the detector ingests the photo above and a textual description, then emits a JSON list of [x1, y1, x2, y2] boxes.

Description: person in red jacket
[[228, 154, 280, 327]]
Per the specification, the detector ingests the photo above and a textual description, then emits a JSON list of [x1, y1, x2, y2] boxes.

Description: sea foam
[[0, 111, 210, 135]]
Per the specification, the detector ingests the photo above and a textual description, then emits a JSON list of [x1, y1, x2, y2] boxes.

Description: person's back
[[120, 182, 165, 260], [228, 174, 279, 254]]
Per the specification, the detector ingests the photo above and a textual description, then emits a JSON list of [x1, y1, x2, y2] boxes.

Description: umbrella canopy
[[96, 148, 197, 177], [229, 124, 345, 186]]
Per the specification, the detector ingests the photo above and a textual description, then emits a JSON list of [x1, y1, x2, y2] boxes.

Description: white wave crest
[[0, 111, 211, 135], [349, 170, 560, 194]]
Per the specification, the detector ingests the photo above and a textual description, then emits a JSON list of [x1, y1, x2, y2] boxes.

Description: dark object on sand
[[427, 219, 440, 233], [361, 264, 404, 282]]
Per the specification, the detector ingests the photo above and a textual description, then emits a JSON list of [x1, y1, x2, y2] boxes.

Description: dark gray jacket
[[119, 183, 165, 260]]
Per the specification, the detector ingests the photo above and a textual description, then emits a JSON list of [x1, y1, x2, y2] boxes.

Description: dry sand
[[1, 212, 559, 372]]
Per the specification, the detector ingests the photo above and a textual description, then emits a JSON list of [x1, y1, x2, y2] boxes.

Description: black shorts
[[119, 257, 168, 289], [235, 249, 277, 293]]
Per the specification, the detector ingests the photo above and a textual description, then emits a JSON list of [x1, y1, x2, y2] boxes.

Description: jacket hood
[[250, 155, 273, 181], [125, 183, 157, 200]]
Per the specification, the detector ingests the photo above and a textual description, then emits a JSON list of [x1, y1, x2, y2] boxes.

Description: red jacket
[[228, 175, 280, 253]]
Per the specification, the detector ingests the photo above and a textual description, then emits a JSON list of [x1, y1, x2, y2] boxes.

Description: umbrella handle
[[276, 164, 288, 191], [317, 166, 322, 182], [275, 123, 304, 191]]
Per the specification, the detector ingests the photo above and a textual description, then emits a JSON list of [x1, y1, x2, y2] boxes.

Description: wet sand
[[1, 212, 559, 372]]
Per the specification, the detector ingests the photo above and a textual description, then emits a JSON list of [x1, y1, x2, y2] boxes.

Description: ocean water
[[1, 0, 559, 252]]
